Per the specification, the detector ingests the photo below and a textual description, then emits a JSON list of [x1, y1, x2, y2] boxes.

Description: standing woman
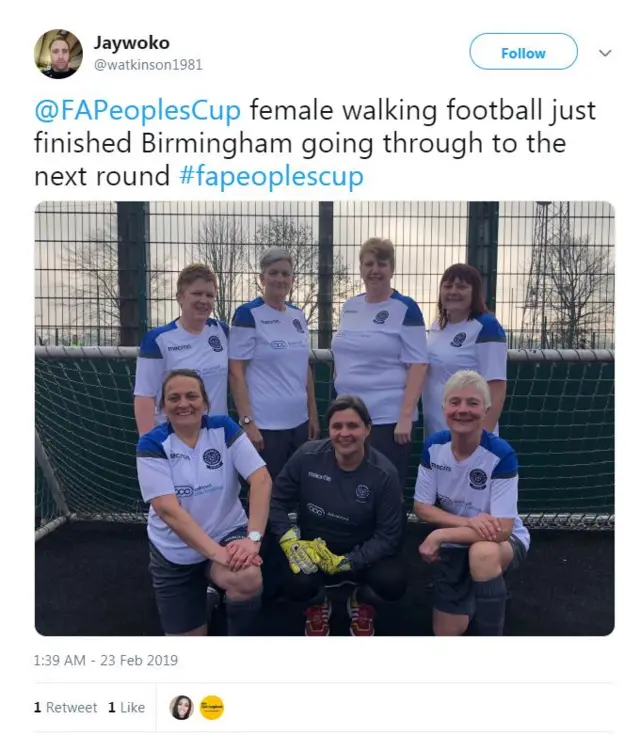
[[421, 263, 508, 436], [331, 238, 428, 491], [134, 264, 230, 436], [229, 248, 320, 482]]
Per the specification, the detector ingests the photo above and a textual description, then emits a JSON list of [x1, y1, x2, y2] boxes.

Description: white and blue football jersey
[[133, 318, 230, 422], [422, 313, 507, 434], [136, 416, 266, 564], [414, 429, 530, 550], [229, 298, 310, 430], [331, 291, 428, 424]]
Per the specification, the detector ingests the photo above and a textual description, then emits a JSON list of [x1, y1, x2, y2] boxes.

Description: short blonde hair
[[359, 237, 395, 269], [176, 263, 217, 294], [443, 370, 492, 408]]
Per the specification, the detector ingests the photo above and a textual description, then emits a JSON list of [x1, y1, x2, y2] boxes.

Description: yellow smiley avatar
[[200, 695, 224, 720]]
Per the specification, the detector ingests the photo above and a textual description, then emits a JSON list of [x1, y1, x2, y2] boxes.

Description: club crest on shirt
[[203, 448, 223, 470], [292, 318, 305, 334], [208, 335, 224, 352], [355, 484, 370, 502], [373, 310, 389, 324], [450, 332, 467, 347], [469, 469, 488, 490]]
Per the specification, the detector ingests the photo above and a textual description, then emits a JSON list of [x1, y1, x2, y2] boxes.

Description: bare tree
[[187, 217, 249, 325], [252, 217, 353, 330], [58, 221, 170, 345], [527, 234, 614, 348]]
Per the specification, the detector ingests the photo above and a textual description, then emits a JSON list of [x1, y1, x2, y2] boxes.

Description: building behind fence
[[35, 200, 615, 350]]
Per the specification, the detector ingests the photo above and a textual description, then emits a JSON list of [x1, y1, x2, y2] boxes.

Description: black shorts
[[148, 526, 247, 635], [432, 536, 528, 617], [368, 422, 417, 492], [260, 421, 309, 481]]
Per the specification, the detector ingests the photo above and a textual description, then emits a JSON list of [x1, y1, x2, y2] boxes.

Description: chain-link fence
[[35, 201, 615, 350]]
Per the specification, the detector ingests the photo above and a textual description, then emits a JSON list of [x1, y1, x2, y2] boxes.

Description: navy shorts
[[432, 535, 528, 617], [149, 526, 247, 635], [260, 421, 309, 482], [368, 423, 417, 493]]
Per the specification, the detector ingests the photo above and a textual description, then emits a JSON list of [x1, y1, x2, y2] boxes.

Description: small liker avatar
[[170, 695, 193, 720]]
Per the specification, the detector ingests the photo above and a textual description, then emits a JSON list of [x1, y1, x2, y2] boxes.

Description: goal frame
[[35, 346, 615, 541]]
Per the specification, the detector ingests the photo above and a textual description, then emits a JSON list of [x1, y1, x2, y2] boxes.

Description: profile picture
[[170, 695, 194, 721], [34, 30, 83, 79]]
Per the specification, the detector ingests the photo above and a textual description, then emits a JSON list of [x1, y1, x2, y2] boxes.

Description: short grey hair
[[442, 370, 492, 408], [259, 248, 293, 273]]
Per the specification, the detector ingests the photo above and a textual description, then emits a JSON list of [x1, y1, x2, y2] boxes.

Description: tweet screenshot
[[8, 0, 633, 733]]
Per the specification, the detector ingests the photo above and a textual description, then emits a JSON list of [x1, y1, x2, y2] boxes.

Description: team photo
[[34, 200, 614, 636]]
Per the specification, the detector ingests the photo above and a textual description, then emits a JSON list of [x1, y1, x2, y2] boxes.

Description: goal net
[[35, 347, 614, 540]]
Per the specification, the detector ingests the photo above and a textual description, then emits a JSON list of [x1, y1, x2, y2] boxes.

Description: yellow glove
[[279, 528, 319, 575], [306, 538, 352, 575]]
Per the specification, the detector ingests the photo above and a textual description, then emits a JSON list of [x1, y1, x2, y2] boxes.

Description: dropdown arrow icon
[[599, 49, 612, 57]]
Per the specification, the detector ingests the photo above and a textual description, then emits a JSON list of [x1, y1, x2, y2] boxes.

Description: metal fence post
[[318, 202, 334, 348], [466, 202, 499, 311], [117, 202, 150, 345]]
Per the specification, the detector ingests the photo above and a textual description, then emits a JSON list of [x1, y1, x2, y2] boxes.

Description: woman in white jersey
[[413, 370, 530, 636], [136, 369, 272, 636], [133, 264, 230, 436], [332, 238, 428, 492], [422, 263, 508, 435], [229, 248, 320, 482]]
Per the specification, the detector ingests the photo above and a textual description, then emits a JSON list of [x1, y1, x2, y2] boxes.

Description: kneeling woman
[[269, 396, 406, 636], [136, 369, 272, 636], [413, 370, 530, 636]]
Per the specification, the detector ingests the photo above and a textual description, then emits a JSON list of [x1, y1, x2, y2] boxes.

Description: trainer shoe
[[304, 599, 332, 636], [347, 591, 375, 636]]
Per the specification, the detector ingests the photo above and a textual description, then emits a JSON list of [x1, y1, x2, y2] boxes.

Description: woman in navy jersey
[[134, 263, 230, 437], [269, 395, 406, 636], [331, 238, 428, 492], [229, 248, 320, 483], [421, 263, 508, 436]]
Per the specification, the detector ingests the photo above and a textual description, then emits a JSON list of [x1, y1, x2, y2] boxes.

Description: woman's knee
[[433, 610, 469, 636], [468, 542, 502, 581], [217, 567, 263, 599], [365, 559, 407, 601]]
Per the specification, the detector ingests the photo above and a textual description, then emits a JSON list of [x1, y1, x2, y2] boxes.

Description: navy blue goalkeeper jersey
[[269, 439, 405, 570]]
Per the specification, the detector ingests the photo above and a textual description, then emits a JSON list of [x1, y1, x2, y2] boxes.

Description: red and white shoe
[[347, 591, 375, 636], [304, 599, 332, 636]]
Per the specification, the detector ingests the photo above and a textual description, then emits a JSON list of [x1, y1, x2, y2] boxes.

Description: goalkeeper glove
[[306, 538, 352, 575], [279, 528, 318, 575]]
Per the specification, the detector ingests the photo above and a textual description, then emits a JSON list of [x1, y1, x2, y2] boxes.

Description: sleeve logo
[[209, 335, 224, 352], [203, 448, 223, 469], [469, 468, 488, 490]]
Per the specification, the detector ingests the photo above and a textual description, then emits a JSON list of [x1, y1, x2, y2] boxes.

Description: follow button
[[470, 33, 578, 70]]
